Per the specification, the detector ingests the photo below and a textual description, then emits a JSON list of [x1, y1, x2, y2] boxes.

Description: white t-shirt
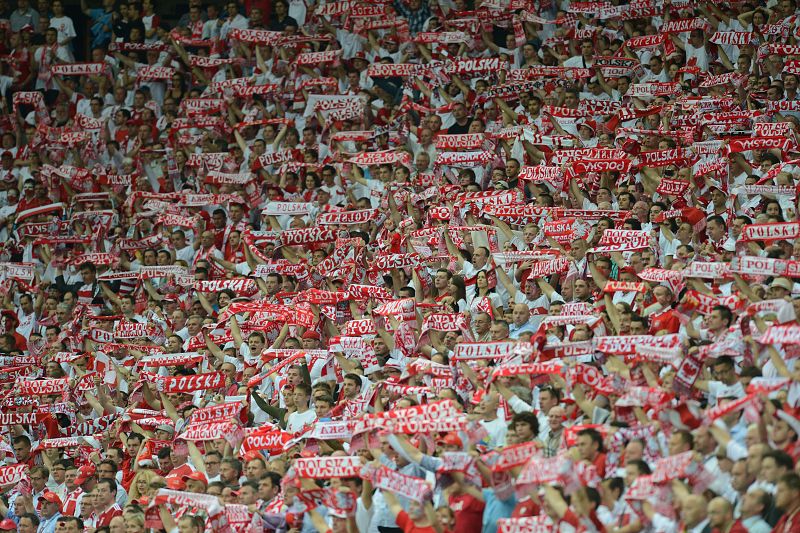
[[286, 409, 317, 434]]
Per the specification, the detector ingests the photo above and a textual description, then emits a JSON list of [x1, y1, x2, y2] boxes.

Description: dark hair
[[19, 513, 40, 527], [223, 458, 243, 475], [763, 449, 795, 471], [511, 412, 540, 439], [778, 472, 800, 493], [578, 428, 605, 452], [712, 305, 733, 328], [707, 215, 727, 229], [97, 478, 118, 494], [629, 459, 652, 475], [263, 471, 282, 487], [343, 373, 362, 386], [605, 477, 625, 496]]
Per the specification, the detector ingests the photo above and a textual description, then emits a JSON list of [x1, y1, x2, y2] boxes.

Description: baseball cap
[[183, 471, 208, 486], [74, 464, 96, 486], [302, 331, 321, 340], [166, 477, 186, 490], [42, 491, 63, 508], [155, 424, 175, 435], [771, 277, 794, 291], [0, 518, 17, 530]]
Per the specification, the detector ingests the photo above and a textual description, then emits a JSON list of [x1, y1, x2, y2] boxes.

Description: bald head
[[512, 303, 530, 326], [681, 495, 708, 528], [708, 497, 733, 529]]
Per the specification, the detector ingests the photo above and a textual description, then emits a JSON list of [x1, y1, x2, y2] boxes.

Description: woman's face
[[448, 281, 458, 296], [135, 475, 149, 495], [476, 271, 488, 289], [125, 520, 144, 533]]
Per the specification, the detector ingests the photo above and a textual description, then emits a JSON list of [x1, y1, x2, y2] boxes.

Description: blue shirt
[[88, 8, 113, 47], [482, 489, 517, 533]]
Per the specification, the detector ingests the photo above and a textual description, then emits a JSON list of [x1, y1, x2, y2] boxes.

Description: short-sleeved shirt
[[396, 510, 436, 533]]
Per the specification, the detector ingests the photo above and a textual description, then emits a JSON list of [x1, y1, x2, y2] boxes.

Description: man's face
[[186, 318, 201, 336], [473, 314, 490, 334], [576, 434, 596, 461], [775, 480, 797, 511], [220, 462, 237, 482], [712, 362, 735, 384], [259, 478, 278, 501], [19, 518, 36, 533], [512, 305, 529, 326], [246, 460, 266, 480], [574, 280, 590, 299], [96, 482, 114, 506], [13, 440, 30, 461], [56, 519, 80, 533], [489, 323, 507, 341], [343, 378, 359, 398], [286, 367, 301, 386], [248, 334, 265, 355], [760, 457, 781, 483], [731, 461, 751, 492], [472, 247, 488, 268], [707, 310, 726, 331]]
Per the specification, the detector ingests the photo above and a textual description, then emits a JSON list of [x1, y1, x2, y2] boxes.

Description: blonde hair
[[128, 469, 159, 500]]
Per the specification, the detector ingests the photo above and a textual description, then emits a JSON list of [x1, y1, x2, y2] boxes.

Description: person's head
[[245, 457, 267, 481], [40, 491, 62, 519], [707, 305, 733, 332], [681, 495, 708, 528], [29, 465, 49, 493], [13, 434, 31, 462], [177, 515, 204, 533], [668, 430, 694, 456], [512, 412, 540, 441], [97, 459, 117, 480], [760, 449, 794, 484], [18, 514, 39, 533], [576, 428, 603, 461], [775, 472, 800, 512], [548, 405, 566, 432], [55, 516, 82, 533], [220, 458, 242, 484], [712, 356, 737, 385], [512, 303, 530, 327], [707, 497, 733, 530], [489, 319, 509, 341], [741, 488, 771, 520], [343, 373, 362, 399], [204, 451, 222, 476], [237, 481, 259, 505], [96, 478, 117, 507], [731, 458, 753, 493], [539, 386, 561, 413], [258, 472, 282, 502]]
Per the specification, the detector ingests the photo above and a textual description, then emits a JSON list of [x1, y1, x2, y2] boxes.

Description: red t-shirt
[[649, 308, 681, 334], [449, 493, 485, 533], [396, 510, 437, 533], [96, 504, 123, 526], [512, 497, 540, 518], [592, 452, 607, 478]]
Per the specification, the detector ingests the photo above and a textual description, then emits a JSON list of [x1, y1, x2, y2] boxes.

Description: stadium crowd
[[1, 0, 800, 531]]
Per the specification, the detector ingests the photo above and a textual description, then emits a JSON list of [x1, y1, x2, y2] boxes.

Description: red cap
[[166, 477, 186, 490], [302, 331, 321, 340], [183, 471, 208, 486], [42, 491, 63, 507], [0, 518, 17, 530], [75, 464, 96, 486]]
